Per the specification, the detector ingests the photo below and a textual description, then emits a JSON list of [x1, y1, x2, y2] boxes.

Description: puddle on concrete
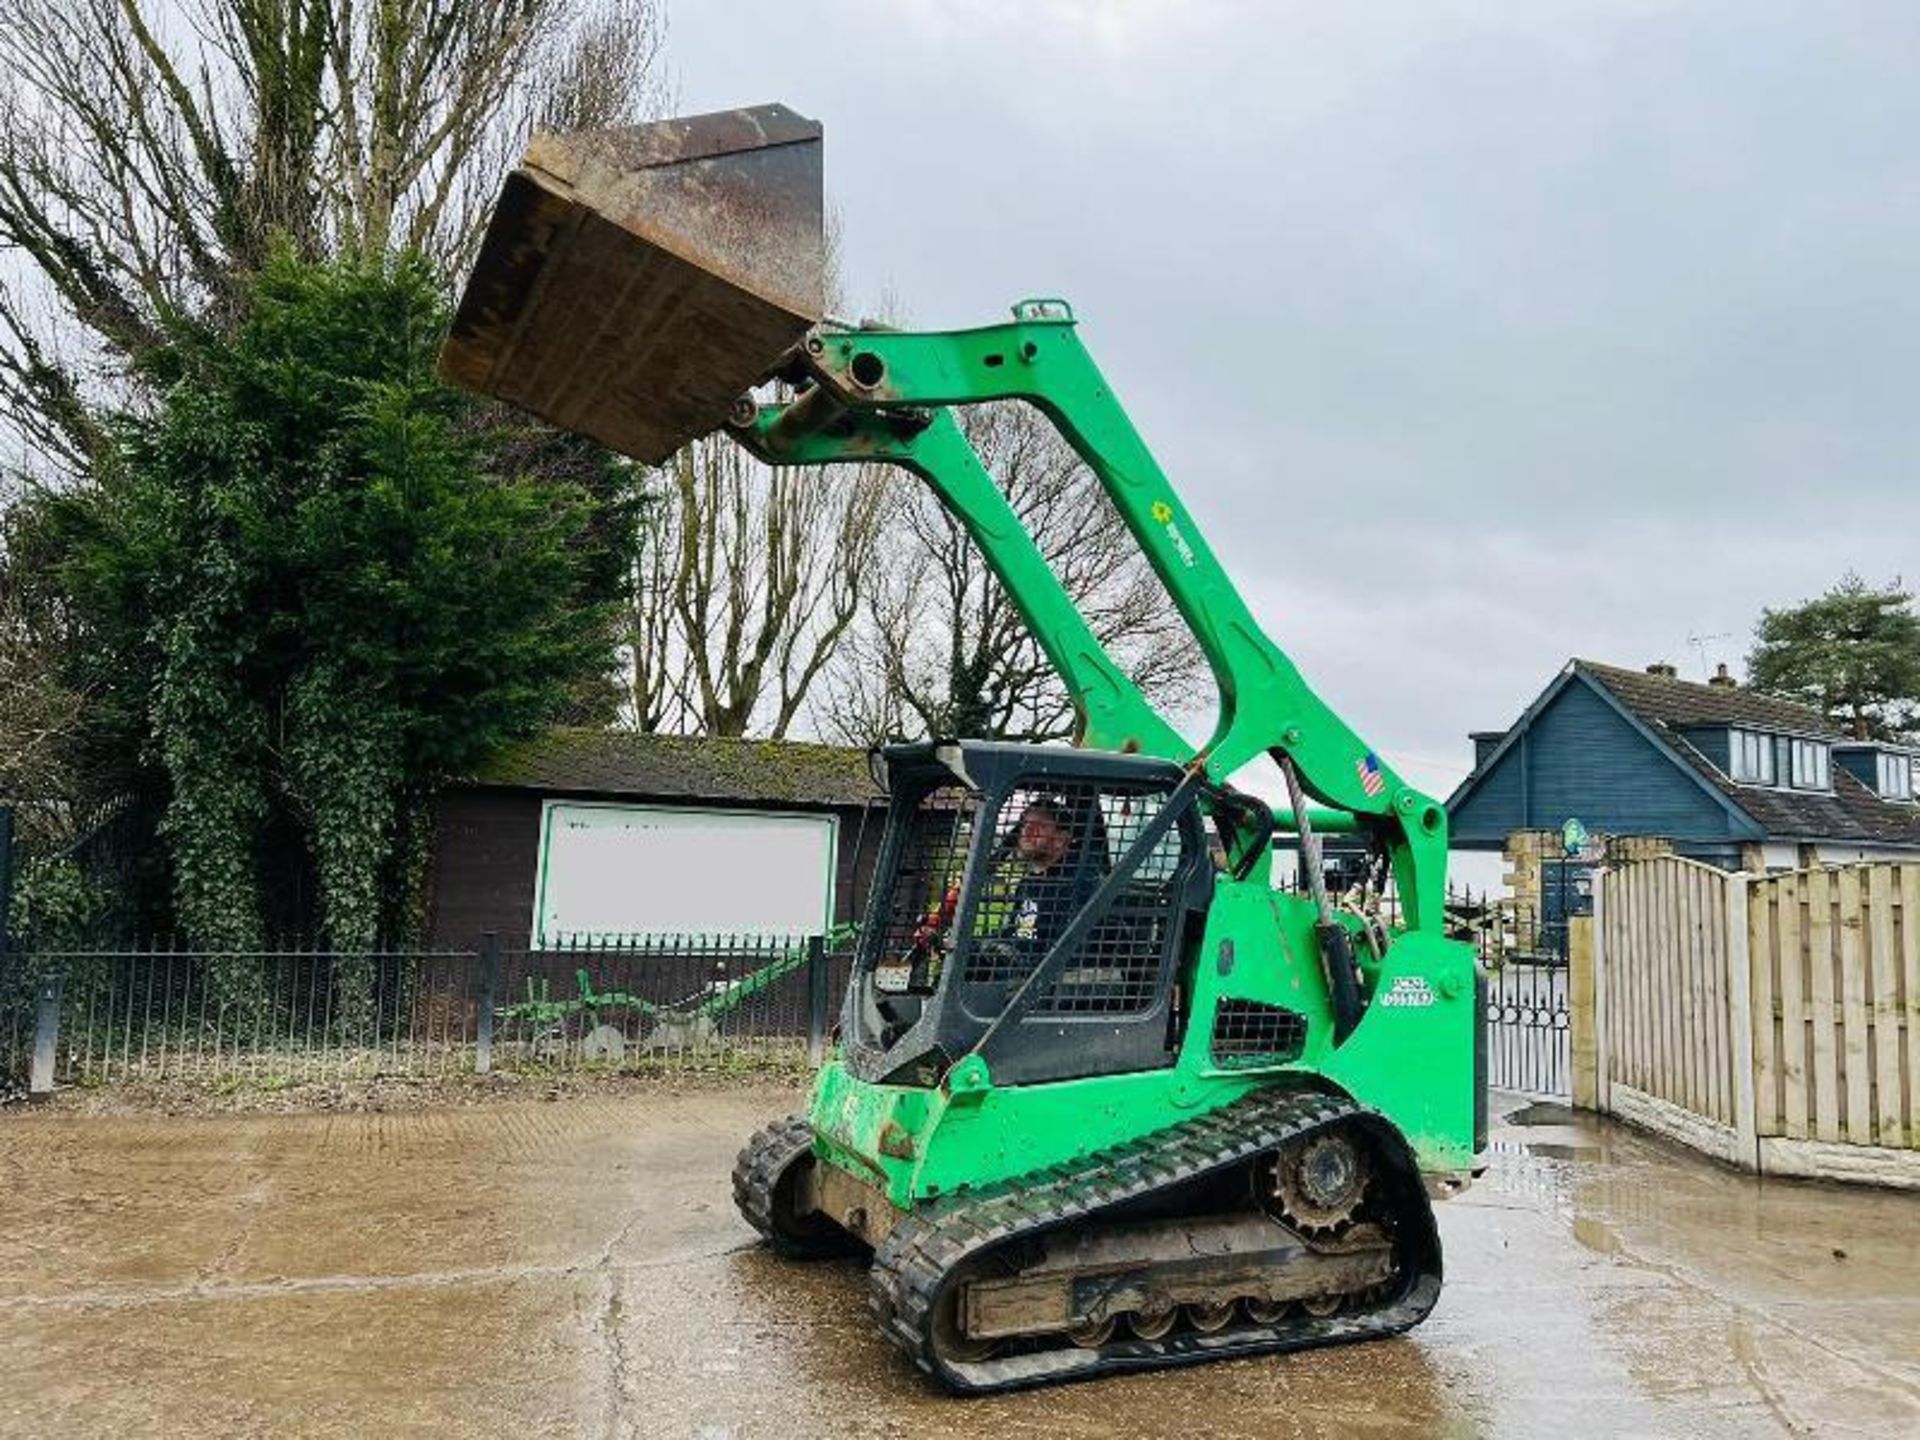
[[1555, 1110, 1920, 1436], [1522, 1142, 1604, 1162], [1504, 1100, 1578, 1128]]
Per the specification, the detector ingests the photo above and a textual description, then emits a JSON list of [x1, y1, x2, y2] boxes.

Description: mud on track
[[2, 1083, 1916, 1438]]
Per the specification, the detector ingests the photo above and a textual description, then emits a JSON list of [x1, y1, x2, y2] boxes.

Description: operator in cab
[[883, 793, 1095, 1005], [1000, 795, 1096, 962]]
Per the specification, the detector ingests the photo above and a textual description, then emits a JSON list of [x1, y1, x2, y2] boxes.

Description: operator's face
[[1016, 808, 1070, 869]]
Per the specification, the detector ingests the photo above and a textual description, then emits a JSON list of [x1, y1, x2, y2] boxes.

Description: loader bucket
[[439, 104, 824, 464]]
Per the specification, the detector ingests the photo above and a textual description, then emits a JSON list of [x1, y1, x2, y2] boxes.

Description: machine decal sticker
[[1381, 975, 1437, 1008], [1150, 500, 1199, 568], [1356, 752, 1386, 797]]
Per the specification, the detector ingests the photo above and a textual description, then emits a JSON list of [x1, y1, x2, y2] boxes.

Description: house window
[[1789, 739, 1830, 791], [1729, 729, 1775, 785], [1879, 752, 1915, 802]]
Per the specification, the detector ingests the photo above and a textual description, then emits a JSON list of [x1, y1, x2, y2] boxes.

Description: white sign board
[[532, 802, 837, 944]]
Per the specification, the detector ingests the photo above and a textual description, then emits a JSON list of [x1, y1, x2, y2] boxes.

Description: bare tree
[[818, 402, 1208, 747], [0, 634, 81, 806], [0, 0, 669, 475], [611, 203, 902, 741], [0, 506, 86, 812], [620, 437, 894, 739], [619, 488, 682, 735]]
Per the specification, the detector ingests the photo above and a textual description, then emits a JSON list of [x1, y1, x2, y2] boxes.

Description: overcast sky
[[677, 2, 1919, 801]]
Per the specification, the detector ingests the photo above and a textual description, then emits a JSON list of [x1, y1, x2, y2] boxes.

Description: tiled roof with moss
[[468, 729, 883, 807], [1576, 662, 1920, 847], [1575, 660, 1845, 737]]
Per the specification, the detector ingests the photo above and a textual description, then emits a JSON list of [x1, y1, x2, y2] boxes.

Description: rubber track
[[866, 1088, 1443, 1393], [732, 1114, 828, 1256]]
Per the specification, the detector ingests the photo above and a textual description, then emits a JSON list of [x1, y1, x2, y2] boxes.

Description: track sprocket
[[1261, 1128, 1371, 1237]]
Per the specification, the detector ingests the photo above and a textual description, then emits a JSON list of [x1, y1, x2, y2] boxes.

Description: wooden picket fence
[[1584, 856, 1920, 1187]]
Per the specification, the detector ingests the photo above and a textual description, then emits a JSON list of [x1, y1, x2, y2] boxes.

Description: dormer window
[[1879, 752, 1915, 802], [1789, 739, 1831, 791], [1730, 729, 1775, 785]]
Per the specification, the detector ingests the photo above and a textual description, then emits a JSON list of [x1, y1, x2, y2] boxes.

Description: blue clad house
[[1449, 659, 1920, 873]]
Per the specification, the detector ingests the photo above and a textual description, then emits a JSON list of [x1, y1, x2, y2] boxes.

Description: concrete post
[[1591, 871, 1610, 1113], [1568, 915, 1597, 1110], [29, 973, 61, 1098]]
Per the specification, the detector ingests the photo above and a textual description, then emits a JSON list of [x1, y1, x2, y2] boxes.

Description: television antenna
[[1686, 632, 1732, 679]]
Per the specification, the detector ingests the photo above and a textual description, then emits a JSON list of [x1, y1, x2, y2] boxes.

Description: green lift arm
[[737, 303, 1450, 934]]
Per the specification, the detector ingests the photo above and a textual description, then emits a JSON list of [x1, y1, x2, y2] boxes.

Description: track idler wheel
[[932, 1288, 995, 1365]]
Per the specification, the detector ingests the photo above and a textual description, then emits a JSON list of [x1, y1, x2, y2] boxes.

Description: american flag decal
[[1356, 752, 1385, 797]]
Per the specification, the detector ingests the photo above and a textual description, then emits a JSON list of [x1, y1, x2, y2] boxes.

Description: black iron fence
[[1453, 893, 1574, 1098], [1, 932, 850, 1098], [489, 933, 853, 1071], [1484, 960, 1569, 1098]]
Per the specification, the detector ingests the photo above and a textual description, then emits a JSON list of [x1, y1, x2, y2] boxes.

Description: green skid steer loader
[[440, 104, 1486, 1393]]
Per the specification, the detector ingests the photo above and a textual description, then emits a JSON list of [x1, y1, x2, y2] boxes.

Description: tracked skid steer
[[440, 104, 1486, 1393]]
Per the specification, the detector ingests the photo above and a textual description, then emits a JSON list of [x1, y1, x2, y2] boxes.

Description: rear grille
[[1209, 999, 1307, 1067]]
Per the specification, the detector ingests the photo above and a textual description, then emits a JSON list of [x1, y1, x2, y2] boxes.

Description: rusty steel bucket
[[439, 104, 825, 464]]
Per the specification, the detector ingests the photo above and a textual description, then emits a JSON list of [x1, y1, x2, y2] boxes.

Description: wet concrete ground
[[2, 1084, 1916, 1439]]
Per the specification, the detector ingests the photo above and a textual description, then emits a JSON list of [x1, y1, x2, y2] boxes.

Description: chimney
[[1708, 662, 1737, 690], [1645, 661, 1678, 678], [1470, 731, 1504, 769]]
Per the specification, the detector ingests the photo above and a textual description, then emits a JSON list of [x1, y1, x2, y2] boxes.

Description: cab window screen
[[964, 779, 1188, 1016]]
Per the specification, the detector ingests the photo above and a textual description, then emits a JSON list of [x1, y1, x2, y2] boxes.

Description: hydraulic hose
[[1279, 755, 1366, 1044]]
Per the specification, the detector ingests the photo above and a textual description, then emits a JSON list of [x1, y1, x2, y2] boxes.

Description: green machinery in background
[[440, 104, 1485, 1392]]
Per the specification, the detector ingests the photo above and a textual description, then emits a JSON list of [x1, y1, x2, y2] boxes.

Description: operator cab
[[844, 741, 1214, 1088]]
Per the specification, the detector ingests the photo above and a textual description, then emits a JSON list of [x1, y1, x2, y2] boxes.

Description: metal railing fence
[[491, 933, 852, 1069], [35, 944, 485, 1088], [4, 932, 849, 1097], [1484, 959, 1570, 1098], [4, 899, 1578, 1100]]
